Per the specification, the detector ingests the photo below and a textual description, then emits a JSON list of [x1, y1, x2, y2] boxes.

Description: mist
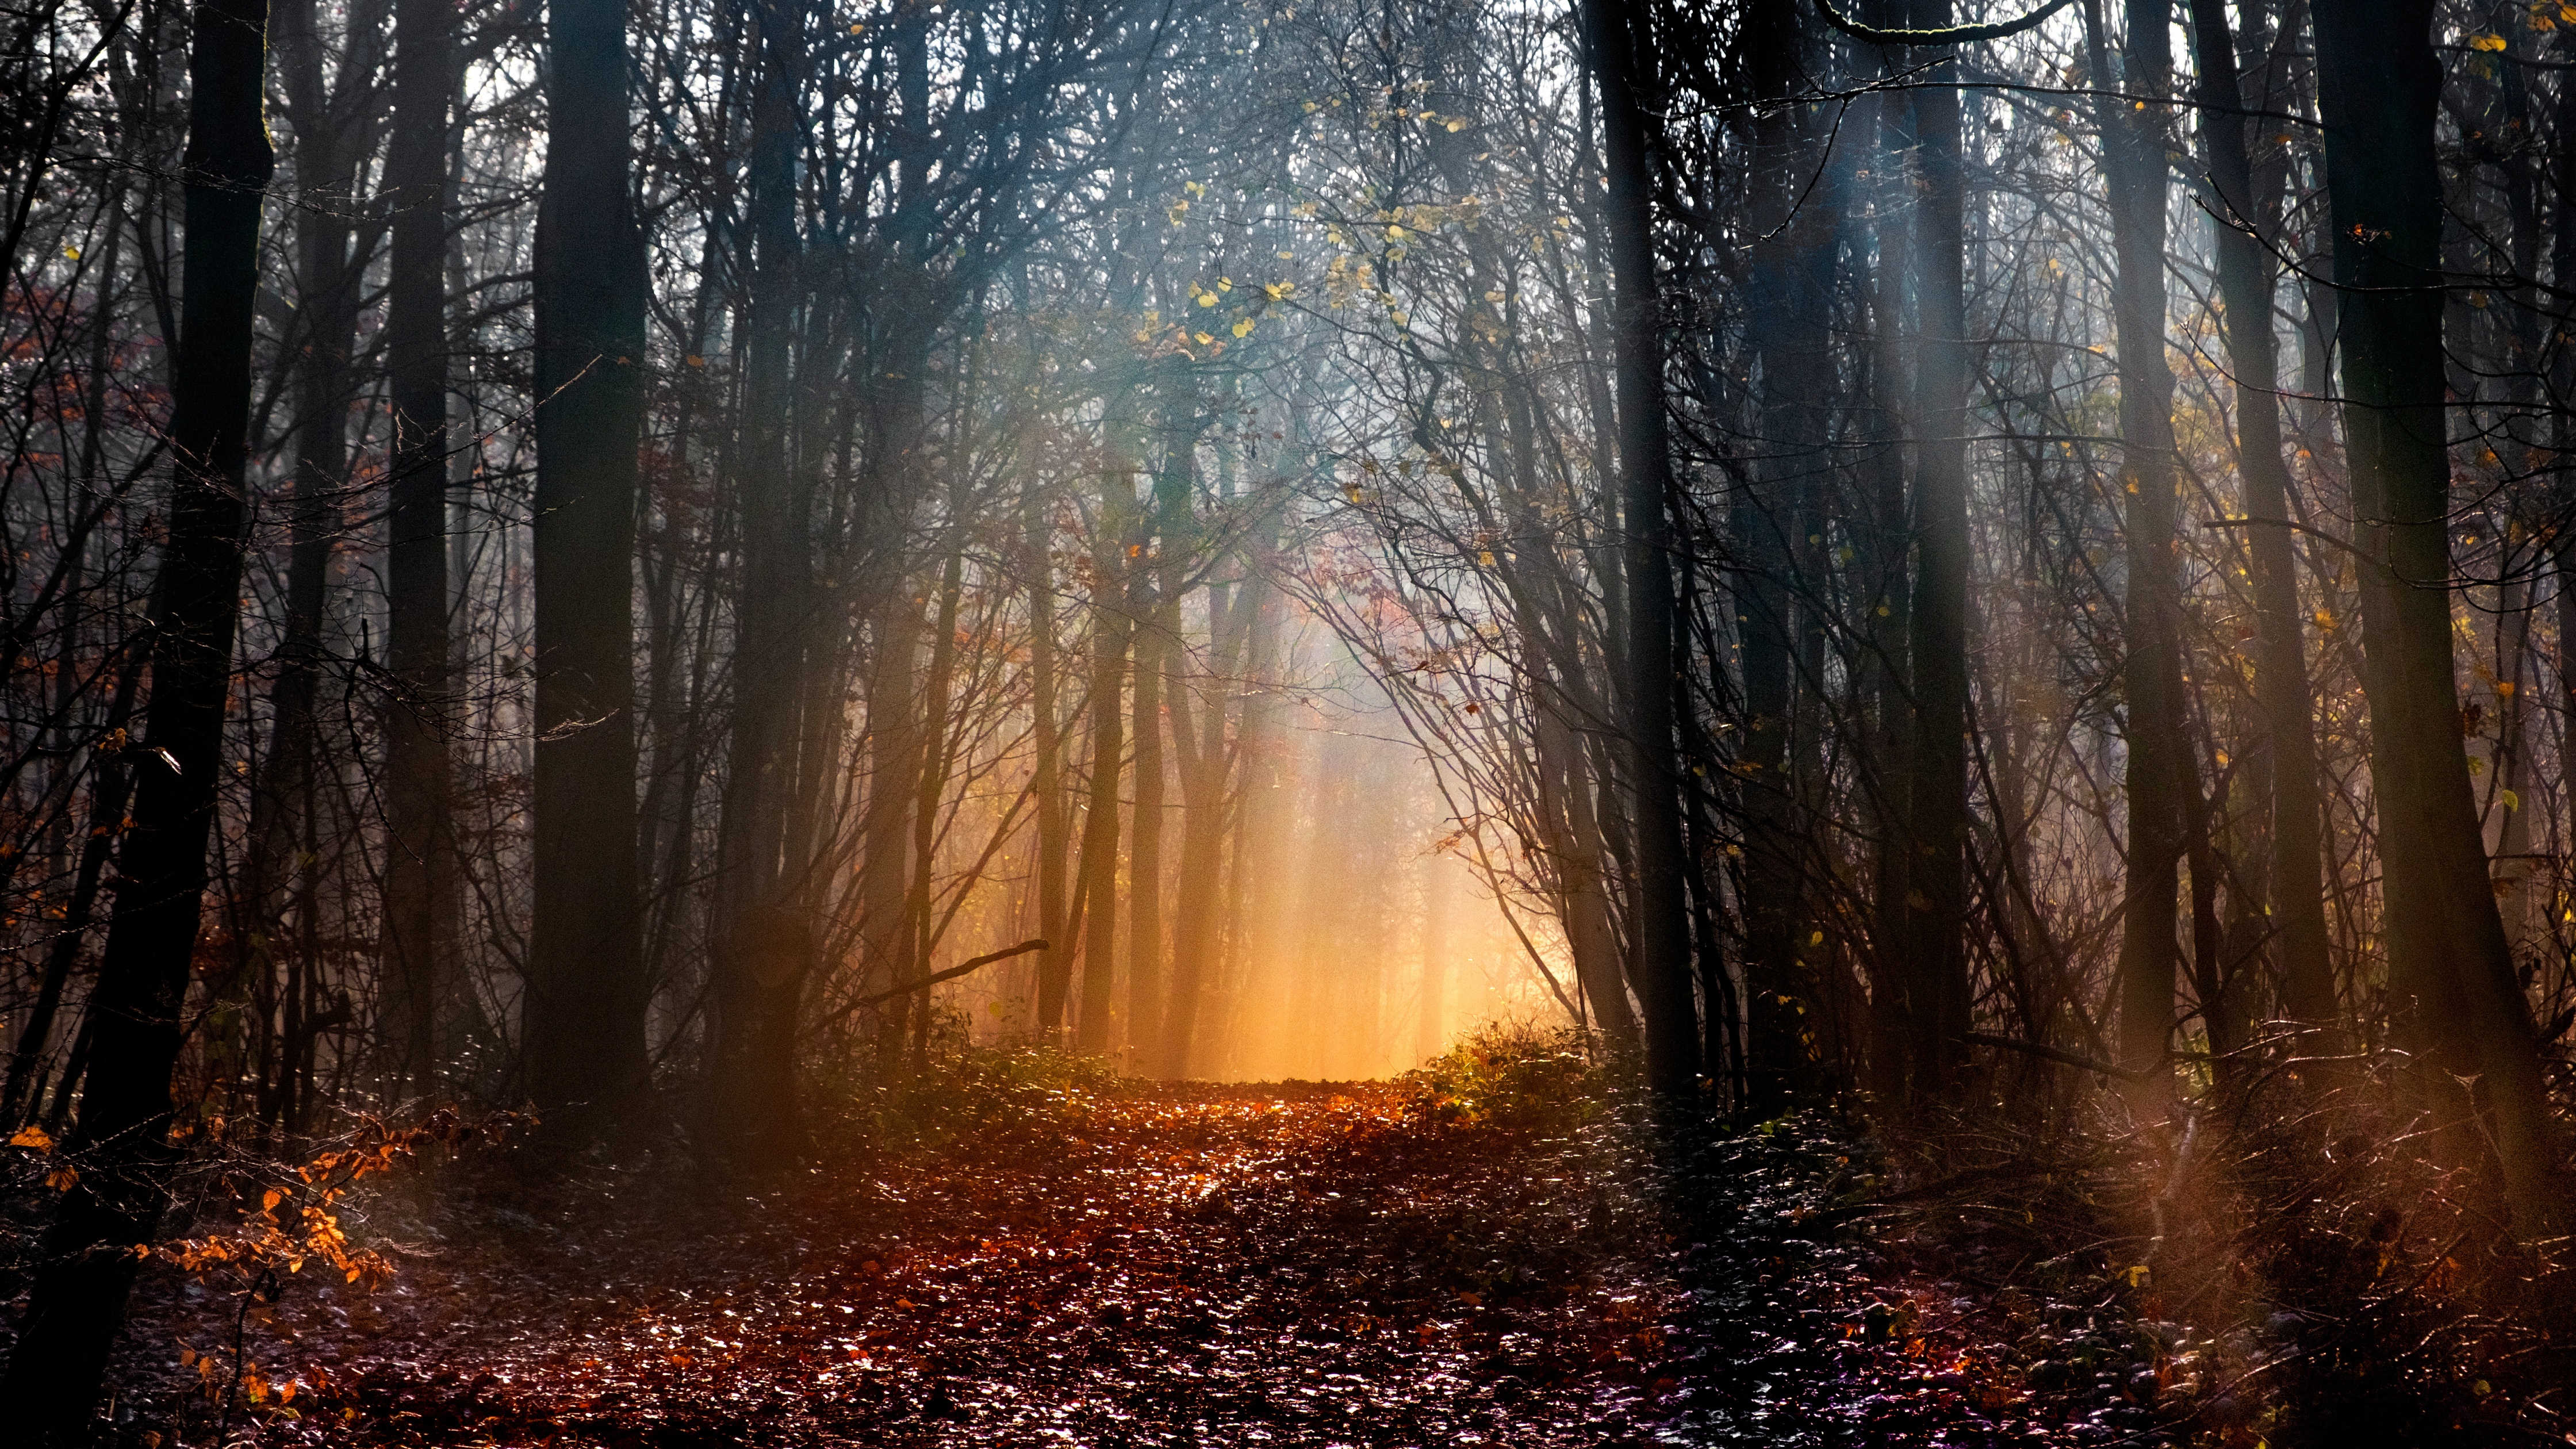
[[5, 0, 2576, 1438]]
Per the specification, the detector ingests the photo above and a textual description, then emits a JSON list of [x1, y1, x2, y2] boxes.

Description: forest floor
[[50, 1047, 2249, 1447]]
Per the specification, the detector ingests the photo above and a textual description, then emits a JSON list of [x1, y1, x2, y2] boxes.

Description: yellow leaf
[[2471, 30, 2508, 48], [263, 1187, 285, 1213], [1231, 317, 1254, 338], [45, 1165, 78, 1191], [2502, 788, 2521, 811], [10, 1124, 53, 1152], [2497, 680, 2516, 696]]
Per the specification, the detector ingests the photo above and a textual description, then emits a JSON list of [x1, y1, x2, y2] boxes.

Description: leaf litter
[[53, 1063, 2231, 1446]]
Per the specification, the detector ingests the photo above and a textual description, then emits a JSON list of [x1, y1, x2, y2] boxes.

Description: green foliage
[[820, 1028, 1129, 1157], [1404, 1021, 1603, 1134]]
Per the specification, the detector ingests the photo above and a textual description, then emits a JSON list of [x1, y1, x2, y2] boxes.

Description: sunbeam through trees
[[4, 0, 2576, 1442]]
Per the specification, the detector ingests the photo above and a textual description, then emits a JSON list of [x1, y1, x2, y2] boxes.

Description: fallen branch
[[1964, 1030, 2149, 1080], [816, 938, 1051, 1030]]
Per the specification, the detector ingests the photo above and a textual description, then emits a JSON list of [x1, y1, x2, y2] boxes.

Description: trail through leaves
[[99, 1083, 2192, 1446]]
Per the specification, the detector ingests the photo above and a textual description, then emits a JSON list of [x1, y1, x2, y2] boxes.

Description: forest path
[[123, 1082, 2083, 1447]]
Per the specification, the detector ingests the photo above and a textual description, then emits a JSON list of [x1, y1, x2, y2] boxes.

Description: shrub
[[1405, 1021, 1604, 1134]]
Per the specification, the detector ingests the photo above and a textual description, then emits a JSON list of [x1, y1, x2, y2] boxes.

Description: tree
[[527, 0, 653, 1130], [2183, 0, 2336, 1036], [2312, 0, 2566, 1238], [381, 0, 458, 1094], [2088, 0, 2189, 1098], [1584, 0, 1696, 1095], [1, 0, 277, 1426]]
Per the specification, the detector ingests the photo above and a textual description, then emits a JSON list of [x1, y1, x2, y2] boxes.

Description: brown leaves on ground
[[110, 1080, 1682, 1446]]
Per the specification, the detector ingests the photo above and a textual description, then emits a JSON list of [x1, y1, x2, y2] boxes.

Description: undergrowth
[[1863, 1056, 2576, 1447], [1403, 1020, 1611, 1134]]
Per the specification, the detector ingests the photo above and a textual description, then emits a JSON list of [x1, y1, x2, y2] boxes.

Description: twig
[[1964, 1030, 2149, 1079], [815, 939, 1051, 1030]]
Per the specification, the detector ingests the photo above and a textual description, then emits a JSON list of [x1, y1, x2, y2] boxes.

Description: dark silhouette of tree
[[0, 0, 277, 1426], [526, 0, 652, 1132]]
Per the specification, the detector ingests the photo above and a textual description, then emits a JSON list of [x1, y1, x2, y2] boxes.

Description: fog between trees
[[5, 0, 2576, 1432]]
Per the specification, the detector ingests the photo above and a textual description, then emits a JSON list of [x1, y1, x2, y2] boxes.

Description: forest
[[3, 0, 2574, 1439]]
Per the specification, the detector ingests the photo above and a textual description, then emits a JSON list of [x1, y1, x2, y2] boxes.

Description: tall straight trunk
[[1030, 493, 1073, 1034], [1212, 513, 1287, 1070], [861, 591, 922, 1069], [2312, 0, 2566, 1238], [239, 0, 359, 1116], [527, 0, 650, 1129], [381, 0, 457, 1094], [1159, 726, 1226, 1076], [1901, 0, 1973, 1097], [904, 531, 967, 1067], [1162, 524, 1246, 1079], [1075, 481, 1134, 1055], [1584, 0, 1695, 1091], [857, 3, 932, 1056], [1859, 25, 1918, 1101], [0, 0, 274, 1427], [860, 0, 936, 1071], [1738, 0, 1837, 1111], [707, 0, 811, 1156], [1126, 570, 1167, 1068], [2089, 0, 2187, 1097], [2184, 0, 2335, 1030]]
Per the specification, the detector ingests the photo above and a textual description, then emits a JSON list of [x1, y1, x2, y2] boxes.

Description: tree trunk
[[1900, 0, 1974, 1098], [1737, 0, 1837, 1112], [1076, 531, 1138, 1046], [2184, 0, 2336, 1032], [381, 0, 457, 1098], [2090, 0, 2187, 1102], [527, 0, 651, 1132], [905, 531, 967, 1070], [1030, 492, 1073, 1036], [0, 0, 274, 1427], [1126, 561, 1167, 1070], [1161, 498, 1247, 1079], [1075, 476, 1134, 1055], [1584, 0, 1695, 1091], [706, 0, 810, 1160], [2312, 0, 2566, 1239]]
